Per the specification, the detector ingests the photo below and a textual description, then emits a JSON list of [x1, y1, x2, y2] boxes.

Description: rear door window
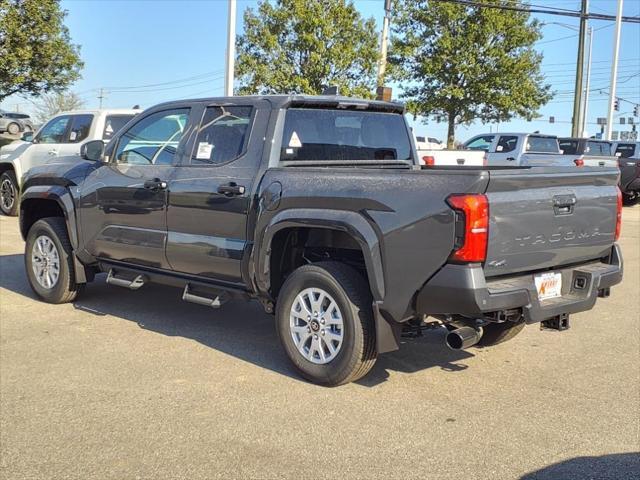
[[615, 143, 637, 158], [465, 135, 495, 152], [68, 114, 93, 143], [526, 136, 559, 153], [103, 115, 135, 141], [496, 135, 518, 153], [558, 139, 578, 155], [191, 106, 252, 165], [586, 141, 611, 155], [280, 108, 412, 162]]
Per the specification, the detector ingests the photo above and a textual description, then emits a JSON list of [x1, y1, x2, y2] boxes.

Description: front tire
[[25, 218, 82, 304], [7, 122, 20, 135], [276, 262, 377, 386], [0, 170, 18, 216]]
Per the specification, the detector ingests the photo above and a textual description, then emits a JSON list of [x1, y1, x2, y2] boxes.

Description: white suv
[[0, 109, 138, 215]]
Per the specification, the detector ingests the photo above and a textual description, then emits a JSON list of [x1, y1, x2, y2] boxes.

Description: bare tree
[[34, 91, 85, 123]]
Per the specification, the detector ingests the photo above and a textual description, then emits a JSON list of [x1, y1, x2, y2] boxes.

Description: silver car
[[0, 110, 34, 135]]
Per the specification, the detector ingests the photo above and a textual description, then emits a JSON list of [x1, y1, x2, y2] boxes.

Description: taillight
[[446, 194, 489, 263], [422, 155, 435, 166], [574, 158, 584, 167], [615, 187, 622, 241]]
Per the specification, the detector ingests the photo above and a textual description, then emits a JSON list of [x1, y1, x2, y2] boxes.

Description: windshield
[[281, 108, 412, 162]]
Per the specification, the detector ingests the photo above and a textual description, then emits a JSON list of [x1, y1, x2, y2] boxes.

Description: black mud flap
[[373, 301, 402, 353]]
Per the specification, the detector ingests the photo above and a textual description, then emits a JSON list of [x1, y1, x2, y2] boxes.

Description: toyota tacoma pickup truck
[[18, 95, 623, 386]]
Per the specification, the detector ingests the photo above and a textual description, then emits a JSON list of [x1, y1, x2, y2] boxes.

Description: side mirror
[[21, 131, 34, 142], [81, 140, 105, 161]]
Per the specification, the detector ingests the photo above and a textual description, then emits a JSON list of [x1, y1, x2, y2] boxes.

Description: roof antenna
[[132, 104, 140, 109]]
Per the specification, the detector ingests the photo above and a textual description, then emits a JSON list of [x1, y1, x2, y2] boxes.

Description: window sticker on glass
[[289, 131, 302, 148], [196, 142, 213, 160], [69, 131, 77, 141]]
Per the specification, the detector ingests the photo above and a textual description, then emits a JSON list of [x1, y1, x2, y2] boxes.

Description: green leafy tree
[[389, 0, 552, 147], [0, 0, 83, 103], [236, 0, 379, 97], [34, 91, 85, 123]]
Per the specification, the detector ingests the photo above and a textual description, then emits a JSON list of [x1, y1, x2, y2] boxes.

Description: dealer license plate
[[534, 272, 562, 301]]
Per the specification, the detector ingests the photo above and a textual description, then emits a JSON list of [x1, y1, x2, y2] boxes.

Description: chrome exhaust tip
[[446, 326, 483, 350]]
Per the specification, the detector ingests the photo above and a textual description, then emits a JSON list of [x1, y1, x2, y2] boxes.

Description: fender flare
[[19, 185, 79, 250], [255, 208, 385, 301]]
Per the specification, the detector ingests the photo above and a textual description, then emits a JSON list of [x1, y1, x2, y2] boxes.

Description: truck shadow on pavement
[[519, 452, 640, 480], [0, 252, 473, 386]]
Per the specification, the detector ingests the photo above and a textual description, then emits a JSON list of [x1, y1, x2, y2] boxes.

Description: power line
[[432, 0, 640, 23]]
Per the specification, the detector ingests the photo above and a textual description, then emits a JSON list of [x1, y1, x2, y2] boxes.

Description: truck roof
[[150, 95, 406, 114], [54, 108, 140, 116]]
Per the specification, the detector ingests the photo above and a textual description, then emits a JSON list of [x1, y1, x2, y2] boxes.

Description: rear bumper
[[416, 244, 623, 324]]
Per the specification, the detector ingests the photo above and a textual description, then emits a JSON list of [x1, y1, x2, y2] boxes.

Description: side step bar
[[106, 269, 147, 290], [182, 284, 228, 308]]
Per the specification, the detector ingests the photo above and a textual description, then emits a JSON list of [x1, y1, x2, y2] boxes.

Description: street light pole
[[224, 0, 237, 97], [571, 0, 588, 137], [606, 0, 624, 140], [581, 26, 593, 136], [377, 0, 392, 87]]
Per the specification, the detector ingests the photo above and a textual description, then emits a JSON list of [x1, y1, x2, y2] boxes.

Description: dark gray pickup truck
[[18, 95, 623, 385]]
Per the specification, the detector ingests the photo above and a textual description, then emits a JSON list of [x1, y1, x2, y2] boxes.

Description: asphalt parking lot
[[0, 206, 638, 480]]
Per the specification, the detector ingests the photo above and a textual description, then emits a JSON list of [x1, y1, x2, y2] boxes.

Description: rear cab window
[[280, 108, 412, 163], [615, 143, 637, 158], [586, 141, 611, 155], [526, 136, 560, 153]]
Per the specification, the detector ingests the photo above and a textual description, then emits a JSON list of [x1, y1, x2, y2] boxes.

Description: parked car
[[417, 147, 486, 166], [18, 95, 623, 386], [0, 109, 138, 215], [0, 110, 34, 135], [415, 135, 444, 150], [611, 141, 640, 202], [464, 132, 578, 166], [557, 138, 618, 168]]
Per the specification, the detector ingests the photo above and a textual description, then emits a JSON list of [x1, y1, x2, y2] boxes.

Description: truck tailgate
[[483, 167, 619, 277]]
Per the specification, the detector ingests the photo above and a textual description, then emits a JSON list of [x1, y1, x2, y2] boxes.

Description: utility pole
[[377, 0, 392, 87], [571, 0, 588, 137], [97, 88, 106, 109], [606, 0, 624, 140], [224, 0, 237, 97], [581, 26, 593, 136]]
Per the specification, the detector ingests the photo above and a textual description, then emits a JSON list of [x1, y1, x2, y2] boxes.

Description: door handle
[[48, 149, 58, 156], [218, 182, 245, 196], [506, 157, 515, 161], [143, 178, 168, 191]]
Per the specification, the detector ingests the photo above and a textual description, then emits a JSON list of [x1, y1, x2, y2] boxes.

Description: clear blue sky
[[2, 0, 639, 142]]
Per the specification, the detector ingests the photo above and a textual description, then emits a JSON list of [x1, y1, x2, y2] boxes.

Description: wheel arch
[[19, 186, 78, 249], [255, 208, 385, 303]]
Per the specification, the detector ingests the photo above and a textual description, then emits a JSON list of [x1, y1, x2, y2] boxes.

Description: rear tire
[[0, 170, 18, 216], [276, 261, 377, 386], [25, 217, 82, 304], [477, 321, 525, 347]]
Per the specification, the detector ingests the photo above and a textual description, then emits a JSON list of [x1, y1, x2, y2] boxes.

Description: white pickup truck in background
[[415, 134, 486, 166], [464, 132, 574, 166], [0, 108, 138, 216]]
